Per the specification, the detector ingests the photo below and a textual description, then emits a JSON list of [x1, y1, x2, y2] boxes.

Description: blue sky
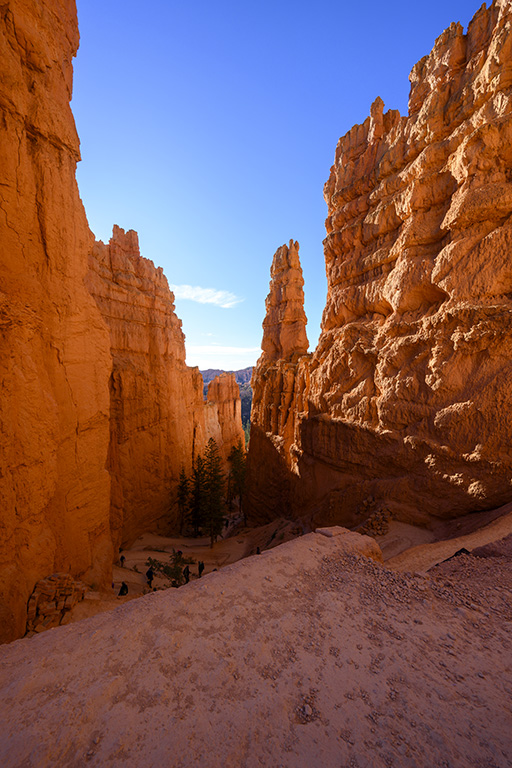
[[73, 0, 478, 370]]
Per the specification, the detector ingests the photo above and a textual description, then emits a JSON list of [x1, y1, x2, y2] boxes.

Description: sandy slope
[[387, 505, 512, 572], [59, 520, 304, 626], [0, 528, 511, 768]]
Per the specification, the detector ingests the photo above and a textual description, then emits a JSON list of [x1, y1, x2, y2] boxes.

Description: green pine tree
[[189, 454, 208, 536], [177, 467, 189, 535], [204, 438, 225, 547], [228, 438, 247, 524]]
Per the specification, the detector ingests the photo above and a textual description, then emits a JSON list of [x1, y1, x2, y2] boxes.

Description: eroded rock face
[[0, 2, 245, 642], [260, 240, 309, 362], [247, 241, 311, 522], [248, 0, 512, 528], [26, 574, 89, 634], [87, 228, 245, 547], [0, 1, 113, 643], [206, 373, 246, 464]]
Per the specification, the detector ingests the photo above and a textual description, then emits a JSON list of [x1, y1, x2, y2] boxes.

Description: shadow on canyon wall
[[246, 417, 512, 531]]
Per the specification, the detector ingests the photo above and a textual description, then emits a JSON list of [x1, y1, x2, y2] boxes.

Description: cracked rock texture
[[248, 0, 512, 529], [206, 372, 246, 461], [0, 0, 113, 643], [0, 2, 244, 641], [260, 240, 309, 363]]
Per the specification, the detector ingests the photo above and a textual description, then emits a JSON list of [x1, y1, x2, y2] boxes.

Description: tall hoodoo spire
[[260, 240, 309, 362]]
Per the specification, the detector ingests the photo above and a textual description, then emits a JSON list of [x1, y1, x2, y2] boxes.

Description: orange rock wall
[[0, 2, 245, 642], [0, 0, 113, 643], [87, 228, 245, 547], [207, 373, 246, 463], [248, 0, 512, 528]]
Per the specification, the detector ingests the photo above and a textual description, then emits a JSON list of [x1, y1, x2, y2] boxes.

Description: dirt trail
[[64, 519, 301, 626]]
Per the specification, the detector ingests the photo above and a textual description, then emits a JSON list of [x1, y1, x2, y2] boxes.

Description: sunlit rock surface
[[206, 372, 246, 464], [0, 2, 245, 641], [248, 0, 512, 528], [87, 227, 245, 548], [0, 0, 113, 643]]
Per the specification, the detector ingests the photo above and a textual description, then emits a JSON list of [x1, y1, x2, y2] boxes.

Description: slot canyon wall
[[0, 0, 113, 643], [247, 0, 512, 529], [206, 373, 246, 461], [0, 1, 244, 642], [87, 227, 245, 548]]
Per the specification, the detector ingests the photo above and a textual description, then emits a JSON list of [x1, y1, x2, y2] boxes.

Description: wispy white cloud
[[170, 284, 244, 309]]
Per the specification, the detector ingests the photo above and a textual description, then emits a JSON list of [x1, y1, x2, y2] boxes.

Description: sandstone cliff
[[0, 1, 245, 642], [87, 227, 245, 547], [248, 0, 512, 528], [0, 0, 113, 643], [206, 373, 246, 463]]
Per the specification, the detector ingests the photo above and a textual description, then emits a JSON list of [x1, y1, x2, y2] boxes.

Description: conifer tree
[[189, 454, 207, 536], [204, 438, 225, 547], [177, 467, 189, 535], [228, 438, 247, 524]]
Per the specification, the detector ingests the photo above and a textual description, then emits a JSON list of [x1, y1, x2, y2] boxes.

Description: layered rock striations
[[248, 0, 512, 528], [0, 1, 113, 642], [248, 241, 311, 521], [206, 373, 246, 463], [202, 367, 254, 425], [260, 240, 309, 363], [87, 228, 245, 547], [0, 2, 245, 642]]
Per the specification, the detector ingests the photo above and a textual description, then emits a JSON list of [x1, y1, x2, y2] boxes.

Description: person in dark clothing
[[120, 555, 126, 567], [182, 565, 190, 584], [118, 582, 128, 596], [198, 561, 205, 578], [146, 567, 154, 588]]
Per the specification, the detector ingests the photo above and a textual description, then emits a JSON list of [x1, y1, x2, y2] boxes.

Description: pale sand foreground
[[1, 528, 511, 768]]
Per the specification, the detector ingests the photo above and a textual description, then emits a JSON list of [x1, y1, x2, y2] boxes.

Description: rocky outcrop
[[201, 367, 254, 425], [206, 373, 246, 463], [87, 227, 245, 547], [251, 240, 309, 443], [26, 573, 89, 634], [0, 2, 245, 643], [260, 240, 309, 362], [248, 0, 512, 529], [0, 1, 113, 643], [247, 241, 311, 522]]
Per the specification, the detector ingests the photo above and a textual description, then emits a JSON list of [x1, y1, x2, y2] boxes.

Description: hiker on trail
[[146, 567, 154, 588], [182, 565, 190, 584], [198, 561, 205, 578], [120, 555, 125, 567], [118, 582, 128, 596]]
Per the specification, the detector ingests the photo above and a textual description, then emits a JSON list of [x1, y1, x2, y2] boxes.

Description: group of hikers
[[117, 557, 206, 596]]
